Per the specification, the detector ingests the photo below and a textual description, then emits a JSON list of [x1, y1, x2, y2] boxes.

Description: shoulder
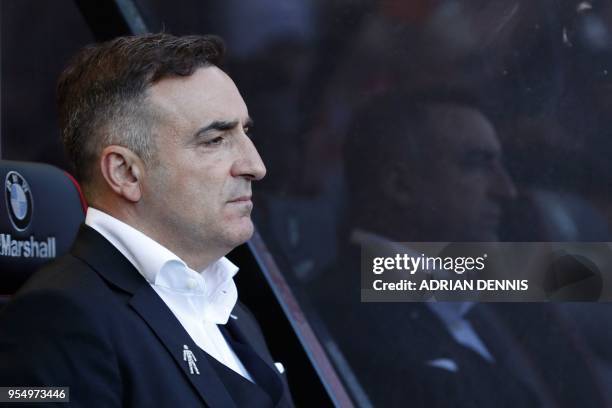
[[0, 253, 120, 371], [17, 252, 108, 297], [2, 253, 117, 331], [0, 254, 122, 402]]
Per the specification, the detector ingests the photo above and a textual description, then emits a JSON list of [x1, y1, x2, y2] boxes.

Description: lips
[[228, 196, 252, 203]]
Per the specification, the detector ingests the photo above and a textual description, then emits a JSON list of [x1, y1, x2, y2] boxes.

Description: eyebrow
[[192, 117, 254, 139]]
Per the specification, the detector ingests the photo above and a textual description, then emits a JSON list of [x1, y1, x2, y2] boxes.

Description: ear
[[381, 161, 414, 206], [99, 145, 145, 203]]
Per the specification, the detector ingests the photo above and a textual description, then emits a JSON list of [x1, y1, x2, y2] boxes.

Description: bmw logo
[[5, 171, 33, 231]]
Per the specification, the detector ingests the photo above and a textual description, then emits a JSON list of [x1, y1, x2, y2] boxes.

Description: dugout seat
[[0, 160, 86, 305]]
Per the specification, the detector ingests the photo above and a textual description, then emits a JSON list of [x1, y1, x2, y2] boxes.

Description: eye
[[203, 136, 224, 146], [244, 121, 257, 136]]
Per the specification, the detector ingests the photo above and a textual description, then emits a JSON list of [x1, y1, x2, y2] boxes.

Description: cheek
[[441, 172, 489, 200], [180, 165, 225, 198]]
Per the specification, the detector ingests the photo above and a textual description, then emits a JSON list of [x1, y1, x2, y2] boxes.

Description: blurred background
[[4, 0, 612, 406]]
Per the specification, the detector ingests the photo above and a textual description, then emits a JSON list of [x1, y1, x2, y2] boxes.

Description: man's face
[[408, 105, 516, 241], [141, 66, 266, 263]]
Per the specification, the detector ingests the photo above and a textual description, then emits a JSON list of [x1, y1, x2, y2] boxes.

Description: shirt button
[[187, 278, 198, 290]]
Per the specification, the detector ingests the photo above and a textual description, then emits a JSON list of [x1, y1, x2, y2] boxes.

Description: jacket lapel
[[71, 225, 237, 407], [224, 307, 284, 405], [228, 303, 275, 364], [130, 286, 236, 407]]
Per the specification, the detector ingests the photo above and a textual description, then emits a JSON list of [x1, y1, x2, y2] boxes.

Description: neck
[[93, 203, 227, 271], [129, 218, 227, 271]]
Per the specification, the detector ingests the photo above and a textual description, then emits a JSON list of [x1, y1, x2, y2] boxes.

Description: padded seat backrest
[[0, 160, 85, 299]]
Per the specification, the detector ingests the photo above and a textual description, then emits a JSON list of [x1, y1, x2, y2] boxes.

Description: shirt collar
[[350, 227, 474, 315], [85, 207, 239, 321]]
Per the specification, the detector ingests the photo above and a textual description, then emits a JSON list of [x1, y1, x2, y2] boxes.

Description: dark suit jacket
[[0, 225, 294, 407], [310, 242, 609, 407], [308, 243, 536, 407]]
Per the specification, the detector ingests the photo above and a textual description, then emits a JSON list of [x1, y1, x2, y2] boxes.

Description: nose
[[231, 135, 267, 181], [490, 162, 517, 201]]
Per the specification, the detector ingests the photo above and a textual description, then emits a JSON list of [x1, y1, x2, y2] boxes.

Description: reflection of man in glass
[[311, 91, 541, 407], [345, 91, 517, 242], [313, 90, 608, 407]]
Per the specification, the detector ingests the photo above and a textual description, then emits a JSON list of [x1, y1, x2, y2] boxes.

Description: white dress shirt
[[86, 207, 253, 381]]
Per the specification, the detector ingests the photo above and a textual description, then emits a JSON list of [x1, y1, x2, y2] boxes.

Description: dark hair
[[343, 89, 485, 214], [57, 33, 225, 196]]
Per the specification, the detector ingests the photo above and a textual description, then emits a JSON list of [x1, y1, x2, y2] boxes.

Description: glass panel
[[202, 2, 612, 406], [1, 0, 95, 169], [8, 1, 612, 405]]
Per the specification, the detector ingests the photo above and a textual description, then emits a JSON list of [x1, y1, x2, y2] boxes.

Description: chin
[[225, 219, 255, 246]]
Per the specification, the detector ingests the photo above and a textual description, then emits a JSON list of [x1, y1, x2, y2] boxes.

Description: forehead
[[147, 66, 248, 127], [427, 105, 501, 153]]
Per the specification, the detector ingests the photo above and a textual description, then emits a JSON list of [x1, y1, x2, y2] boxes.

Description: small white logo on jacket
[[183, 345, 200, 375]]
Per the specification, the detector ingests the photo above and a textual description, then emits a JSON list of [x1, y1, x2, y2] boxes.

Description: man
[[344, 91, 517, 243], [311, 91, 606, 407], [311, 91, 531, 407], [0, 33, 293, 407]]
